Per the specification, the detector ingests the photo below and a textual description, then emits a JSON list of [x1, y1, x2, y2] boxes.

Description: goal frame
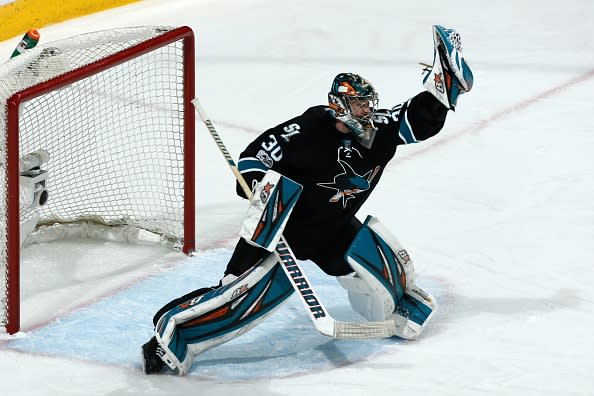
[[3, 26, 196, 335]]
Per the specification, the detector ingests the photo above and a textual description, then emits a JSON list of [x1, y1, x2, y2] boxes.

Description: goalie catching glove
[[423, 25, 473, 110]]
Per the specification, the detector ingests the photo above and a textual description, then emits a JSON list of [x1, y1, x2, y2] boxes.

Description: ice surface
[[1, 0, 594, 395]]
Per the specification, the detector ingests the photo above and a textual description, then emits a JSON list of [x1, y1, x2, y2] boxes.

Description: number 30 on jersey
[[261, 123, 301, 162]]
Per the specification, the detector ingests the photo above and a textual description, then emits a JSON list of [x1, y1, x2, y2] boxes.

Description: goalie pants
[[226, 217, 363, 278]]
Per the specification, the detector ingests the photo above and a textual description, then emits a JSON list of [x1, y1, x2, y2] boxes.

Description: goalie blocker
[[240, 170, 302, 251]]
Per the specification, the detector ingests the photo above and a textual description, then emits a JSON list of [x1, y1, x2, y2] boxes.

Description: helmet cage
[[328, 91, 379, 136], [328, 73, 379, 136]]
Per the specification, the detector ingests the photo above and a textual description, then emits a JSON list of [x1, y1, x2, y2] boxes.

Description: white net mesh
[[0, 26, 192, 330]]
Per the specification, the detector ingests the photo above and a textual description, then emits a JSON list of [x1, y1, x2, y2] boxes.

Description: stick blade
[[333, 319, 395, 339]]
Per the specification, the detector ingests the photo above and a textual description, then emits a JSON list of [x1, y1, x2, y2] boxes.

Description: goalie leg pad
[[392, 287, 437, 340], [337, 272, 389, 322], [344, 216, 410, 319], [240, 170, 303, 251], [154, 254, 294, 375], [343, 215, 437, 339]]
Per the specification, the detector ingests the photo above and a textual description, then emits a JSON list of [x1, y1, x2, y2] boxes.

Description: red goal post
[[0, 26, 196, 334]]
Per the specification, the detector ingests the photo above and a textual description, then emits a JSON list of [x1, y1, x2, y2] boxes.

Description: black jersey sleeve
[[235, 114, 309, 198], [373, 91, 449, 145]]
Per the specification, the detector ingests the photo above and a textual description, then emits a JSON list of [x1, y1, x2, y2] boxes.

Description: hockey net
[[0, 26, 195, 334]]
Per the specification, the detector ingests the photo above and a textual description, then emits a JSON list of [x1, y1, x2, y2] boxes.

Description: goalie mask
[[328, 73, 379, 137]]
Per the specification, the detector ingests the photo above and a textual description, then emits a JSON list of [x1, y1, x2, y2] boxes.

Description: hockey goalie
[[142, 25, 473, 375]]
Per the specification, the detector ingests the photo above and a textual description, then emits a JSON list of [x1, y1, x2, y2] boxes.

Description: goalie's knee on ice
[[344, 215, 411, 310], [341, 215, 437, 338], [337, 273, 388, 321]]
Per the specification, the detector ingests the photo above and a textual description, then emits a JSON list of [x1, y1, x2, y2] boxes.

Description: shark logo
[[317, 152, 380, 208]]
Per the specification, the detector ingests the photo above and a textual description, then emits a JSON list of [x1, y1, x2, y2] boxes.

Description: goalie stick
[[192, 98, 396, 339]]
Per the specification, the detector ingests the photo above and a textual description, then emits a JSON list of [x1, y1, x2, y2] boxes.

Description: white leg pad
[[337, 273, 390, 322], [342, 215, 438, 340], [365, 216, 416, 290]]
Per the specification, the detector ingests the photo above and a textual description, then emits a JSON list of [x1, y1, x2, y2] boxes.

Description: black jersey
[[237, 91, 448, 259]]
